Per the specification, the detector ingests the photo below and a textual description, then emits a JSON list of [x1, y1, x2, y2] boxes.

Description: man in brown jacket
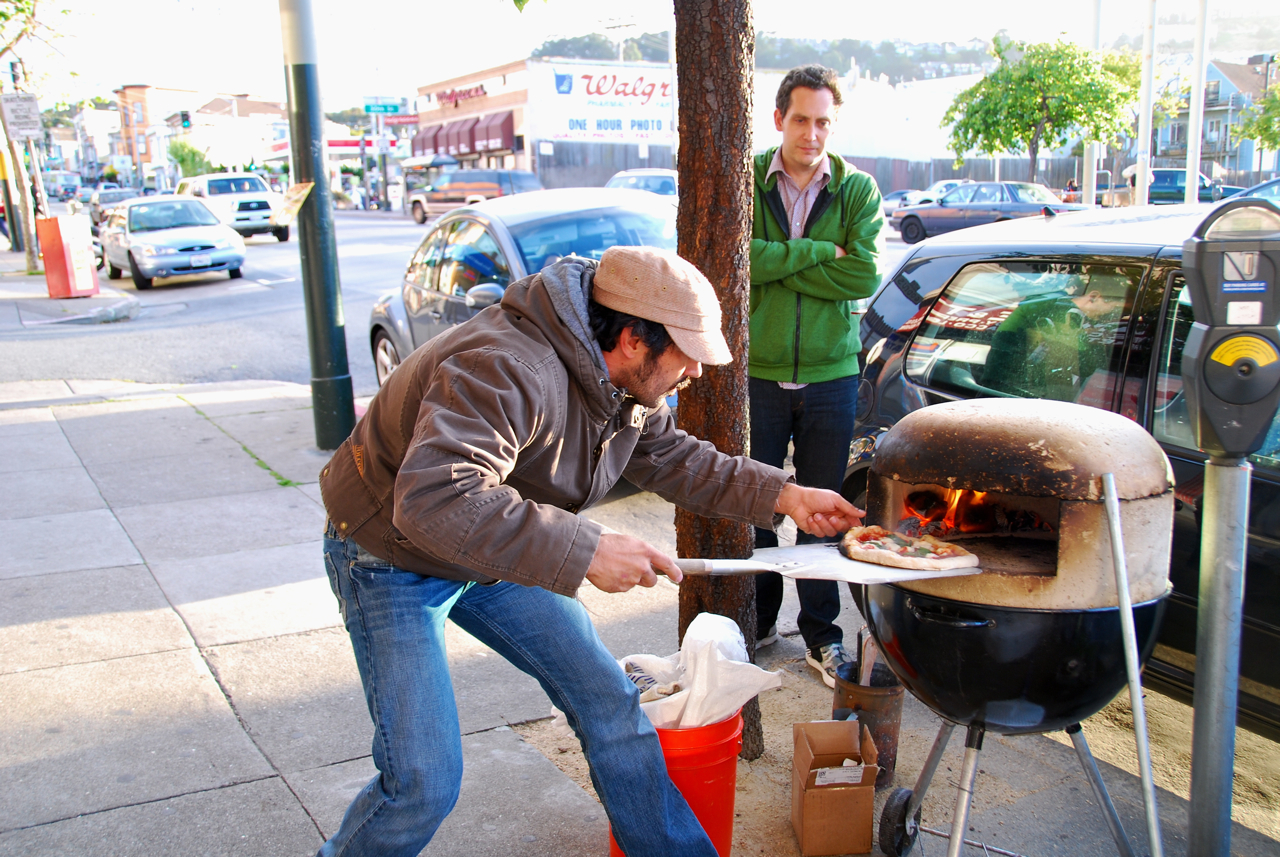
[[317, 246, 862, 857]]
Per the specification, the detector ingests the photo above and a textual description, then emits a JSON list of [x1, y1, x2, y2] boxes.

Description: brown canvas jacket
[[319, 258, 790, 597]]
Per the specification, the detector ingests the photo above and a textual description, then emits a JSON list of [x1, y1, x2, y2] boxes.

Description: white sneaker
[[806, 642, 852, 689], [756, 624, 779, 648]]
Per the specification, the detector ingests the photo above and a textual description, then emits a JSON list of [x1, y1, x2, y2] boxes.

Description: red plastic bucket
[[608, 710, 744, 857]]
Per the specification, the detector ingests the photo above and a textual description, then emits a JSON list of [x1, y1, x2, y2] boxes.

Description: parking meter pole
[[2, 170, 22, 253], [1180, 199, 1280, 855], [1188, 456, 1250, 854], [278, 0, 355, 451]]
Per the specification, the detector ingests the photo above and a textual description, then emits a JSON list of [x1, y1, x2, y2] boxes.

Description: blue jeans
[[749, 376, 858, 650], [319, 525, 717, 857]]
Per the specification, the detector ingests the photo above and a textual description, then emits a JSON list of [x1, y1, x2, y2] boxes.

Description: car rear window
[[507, 205, 676, 272], [207, 177, 269, 195], [901, 261, 1144, 409]]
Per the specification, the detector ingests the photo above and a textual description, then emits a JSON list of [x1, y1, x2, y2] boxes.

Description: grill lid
[[871, 399, 1172, 501]]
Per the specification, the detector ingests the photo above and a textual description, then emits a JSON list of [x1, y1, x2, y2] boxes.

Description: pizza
[[838, 525, 981, 571]]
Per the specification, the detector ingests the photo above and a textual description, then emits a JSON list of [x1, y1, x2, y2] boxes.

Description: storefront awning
[[475, 111, 515, 153], [451, 116, 481, 156], [414, 124, 443, 157]]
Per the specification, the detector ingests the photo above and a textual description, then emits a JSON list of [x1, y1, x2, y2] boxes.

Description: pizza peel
[[672, 543, 982, 586]]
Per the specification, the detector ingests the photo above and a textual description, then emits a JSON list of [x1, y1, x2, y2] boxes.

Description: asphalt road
[[0, 207, 909, 400]]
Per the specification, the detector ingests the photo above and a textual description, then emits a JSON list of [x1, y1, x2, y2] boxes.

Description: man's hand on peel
[[775, 482, 865, 538], [586, 532, 683, 592]]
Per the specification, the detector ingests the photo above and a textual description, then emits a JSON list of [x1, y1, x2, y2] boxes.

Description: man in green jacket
[[749, 64, 884, 687]]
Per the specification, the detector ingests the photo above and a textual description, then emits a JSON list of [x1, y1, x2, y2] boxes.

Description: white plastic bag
[[622, 612, 782, 729]]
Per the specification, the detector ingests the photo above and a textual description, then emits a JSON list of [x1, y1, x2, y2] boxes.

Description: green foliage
[[1237, 89, 1280, 152], [531, 34, 618, 61], [755, 35, 991, 83], [942, 36, 1137, 181], [103, 166, 118, 183], [326, 107, 368, 129], [168, 140, 212, 178]]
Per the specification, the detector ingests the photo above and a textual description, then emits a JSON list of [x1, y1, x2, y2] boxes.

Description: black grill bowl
[[860, 583, 1168, 735]]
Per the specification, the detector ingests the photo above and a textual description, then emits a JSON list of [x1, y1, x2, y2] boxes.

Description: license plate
[[190, 254, 212, 267]]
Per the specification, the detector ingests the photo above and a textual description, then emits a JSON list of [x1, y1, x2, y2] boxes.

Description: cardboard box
[[791, 720, 880, 856]]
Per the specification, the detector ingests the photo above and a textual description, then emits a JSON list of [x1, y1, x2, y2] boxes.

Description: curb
[[13, 289, 141, 327]]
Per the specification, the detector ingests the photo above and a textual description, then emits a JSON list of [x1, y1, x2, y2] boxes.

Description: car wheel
[[411, 202, 427, 224], [228, 267, 243, 280], [128, 254, 153, 290], [273, 226, 290, 242], [373, 330, 402, 387], [901, 217, 926, 245], [107, 259, 122, 280]]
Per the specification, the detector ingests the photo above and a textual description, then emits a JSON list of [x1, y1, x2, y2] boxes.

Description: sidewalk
[[0, 249, 138, 330], [0, 378, 1277, 856]]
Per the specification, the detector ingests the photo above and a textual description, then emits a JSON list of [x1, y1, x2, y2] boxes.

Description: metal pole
[[1186, 0, 1210, 204], [1102, 473, 1164, 857], [946, 724, 984, 857], [278, 0, 356, 451], [1188, 456, 1251, 855], [1134, 0, 1158, 206], [1067, 724, 1138, 857], [378, 113, 389, 210], [1083, 0, 1103, 208]]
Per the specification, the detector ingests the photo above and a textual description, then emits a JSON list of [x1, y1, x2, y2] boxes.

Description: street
[[0, 209, 911, 398]]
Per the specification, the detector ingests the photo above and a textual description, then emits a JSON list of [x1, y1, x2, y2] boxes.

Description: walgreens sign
[[528, 61, 673, 144]]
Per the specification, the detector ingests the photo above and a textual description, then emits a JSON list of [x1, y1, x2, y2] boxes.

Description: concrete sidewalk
[[0, 249, 138, 330], [0, 378, 1277, 857]]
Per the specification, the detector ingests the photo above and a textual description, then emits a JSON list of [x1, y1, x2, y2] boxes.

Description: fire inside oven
[[869, 477, 1060, 577]]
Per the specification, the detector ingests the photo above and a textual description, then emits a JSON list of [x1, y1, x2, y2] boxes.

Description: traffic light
[[180, 111, 191, 129]]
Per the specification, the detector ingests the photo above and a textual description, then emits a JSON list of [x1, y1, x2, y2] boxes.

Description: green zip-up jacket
[[749, 149, 884, 383]]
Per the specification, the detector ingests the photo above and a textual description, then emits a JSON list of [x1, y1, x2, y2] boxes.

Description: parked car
[[899, 179, 972, 208], [75, 186, 95, 204], [404, 168, 543, 225], [1232, 176, 1280, 203], [99, 197, 246, 290], [605, 168, 678, 197], [890, 181, 1089, 244], [1097, 168, 1248, 206], [89, 188, 142, 225], [881, 189, 913, 218], [174, 173, 288, 241], [847, 201, 1280, 739], [369, 187, 677, 386]]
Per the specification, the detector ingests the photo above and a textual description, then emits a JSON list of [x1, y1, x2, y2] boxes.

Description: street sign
[[364, 104, 400, 114], [363, 96, 409, 115], [1, 93, 42, 139]]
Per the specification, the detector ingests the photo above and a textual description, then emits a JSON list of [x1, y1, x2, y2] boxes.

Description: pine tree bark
[[672, 0, 763, 759]]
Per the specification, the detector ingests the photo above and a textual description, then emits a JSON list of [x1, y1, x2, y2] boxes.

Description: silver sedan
[[100, 197, 246, 290]]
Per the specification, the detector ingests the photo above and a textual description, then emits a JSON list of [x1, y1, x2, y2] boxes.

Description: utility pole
[[278, 0, 356, 450], [378, 112, 389, 210], [1134, 0, 1158, 205], [1185, 0, 1210, 204], [1082, 0, 1102, 208]]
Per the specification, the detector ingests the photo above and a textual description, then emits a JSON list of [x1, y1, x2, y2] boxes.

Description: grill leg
[[908, 720, 956, 820], [1067, 723, 1137, 857], [946, 723, 984, 857]]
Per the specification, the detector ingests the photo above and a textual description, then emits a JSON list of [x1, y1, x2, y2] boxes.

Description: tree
[[942, 36, 1136, 182], [326, 107, 368, 130], [1238, 88, 1280, 154], [0, 0, 48, 273], [168, 140, 212, 178]]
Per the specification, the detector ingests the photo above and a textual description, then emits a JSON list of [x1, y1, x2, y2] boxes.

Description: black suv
[[848, 203, 1280, 739]]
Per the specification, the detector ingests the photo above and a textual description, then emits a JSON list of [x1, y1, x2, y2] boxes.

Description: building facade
[[1157, 59, 1280, 177]]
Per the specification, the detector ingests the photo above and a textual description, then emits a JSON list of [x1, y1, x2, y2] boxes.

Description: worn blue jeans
[[319, 525, 717, 857], [749, 376, 858, 650]]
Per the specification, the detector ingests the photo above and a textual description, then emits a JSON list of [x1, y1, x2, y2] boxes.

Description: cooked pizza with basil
[[838, 525, 980, 570]]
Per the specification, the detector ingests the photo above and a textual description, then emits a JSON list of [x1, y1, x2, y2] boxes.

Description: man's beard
[[623, 350, 693, 408]]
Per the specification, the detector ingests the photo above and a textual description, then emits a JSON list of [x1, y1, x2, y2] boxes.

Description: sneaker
[[756, 624, 780, 648], [806, 642, 853, 689]]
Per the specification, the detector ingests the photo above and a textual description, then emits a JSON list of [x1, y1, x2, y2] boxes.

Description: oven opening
[[874, 478, 1061, 577]]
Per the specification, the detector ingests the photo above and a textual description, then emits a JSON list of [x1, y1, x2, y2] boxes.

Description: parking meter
[[1180, 197, 1280, 857], [1181, 198, 1280, 457]]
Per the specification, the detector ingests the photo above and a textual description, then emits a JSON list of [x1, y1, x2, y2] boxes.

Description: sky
[[14, 0, 1279, 113]]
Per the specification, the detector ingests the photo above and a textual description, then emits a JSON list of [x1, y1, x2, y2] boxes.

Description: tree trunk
[[1027, 135, 1041, 183], [672, 0, 763, 759]]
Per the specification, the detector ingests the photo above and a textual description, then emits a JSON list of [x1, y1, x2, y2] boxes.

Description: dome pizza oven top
[[867, 399, 1174, 610]]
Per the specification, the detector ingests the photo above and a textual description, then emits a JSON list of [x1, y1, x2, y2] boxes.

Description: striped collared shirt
[[765, 149, 832, 240]]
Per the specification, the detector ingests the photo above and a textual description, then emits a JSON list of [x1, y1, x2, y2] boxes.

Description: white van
[[174, 173, 288, 241]]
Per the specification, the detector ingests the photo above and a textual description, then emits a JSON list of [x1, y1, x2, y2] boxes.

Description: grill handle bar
[[1102, 472, 1164, 857]]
